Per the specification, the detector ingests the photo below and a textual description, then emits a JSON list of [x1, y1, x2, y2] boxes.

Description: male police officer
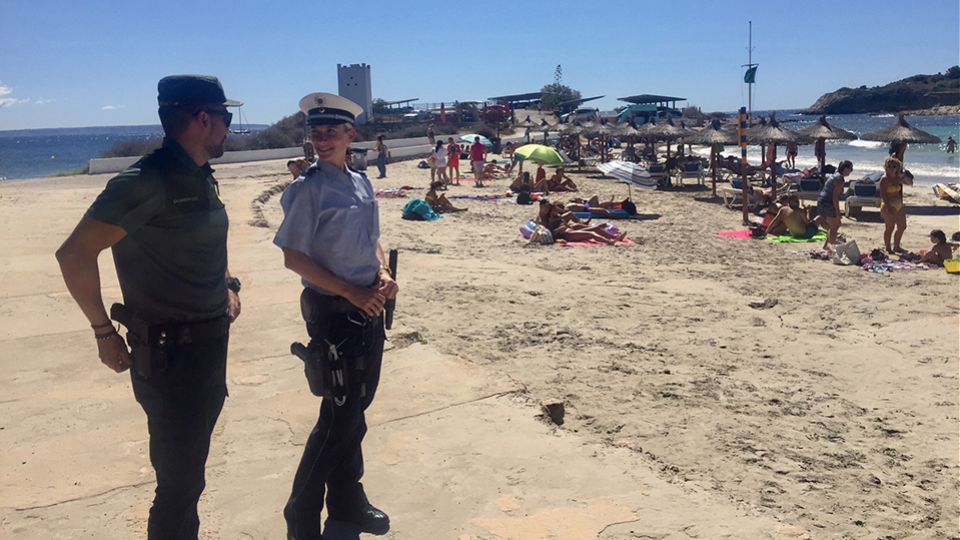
[[275, 93, 398, 539], [56, 75, 242, 540]]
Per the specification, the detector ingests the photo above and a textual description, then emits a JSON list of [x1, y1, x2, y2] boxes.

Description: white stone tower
[[337, 63, 372, 124]]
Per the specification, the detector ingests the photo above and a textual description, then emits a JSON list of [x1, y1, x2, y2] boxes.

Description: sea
[[0, 124, 265, 181], [0, 112, 957, 184], [699, 110, 960, 186]]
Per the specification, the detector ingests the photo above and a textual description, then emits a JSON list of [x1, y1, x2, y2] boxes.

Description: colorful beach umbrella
[[596, 161, 658, 189], [514, 144, 566, 166]]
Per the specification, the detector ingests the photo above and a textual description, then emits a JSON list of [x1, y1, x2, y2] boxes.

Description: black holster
[[290, 289, 378, 406], [111, 303, 229, 380]]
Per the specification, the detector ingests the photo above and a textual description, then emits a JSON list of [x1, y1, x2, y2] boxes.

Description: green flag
[[744, 66, 758, 84]]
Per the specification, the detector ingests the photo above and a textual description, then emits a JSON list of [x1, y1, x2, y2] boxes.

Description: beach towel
[[375, 188, 408, 198], [401, 199, 441, 221], [861, 260, 935, 273], [767, 231, 827, 243], [572, 209, 635, 220], [560, 238, 635, 247], [718, 229, 754, 239], [519, 220, 620, 241], [448, 194, 510, 201]]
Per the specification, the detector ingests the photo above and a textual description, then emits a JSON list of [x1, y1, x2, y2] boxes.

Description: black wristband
[[226, 276, 241, 293]]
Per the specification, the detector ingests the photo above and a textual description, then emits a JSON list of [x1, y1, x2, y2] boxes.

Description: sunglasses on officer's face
[[202, 109, 233, 128]]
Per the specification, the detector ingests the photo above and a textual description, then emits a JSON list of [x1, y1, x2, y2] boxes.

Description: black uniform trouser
[[130, 334, 228, 540], [285, 316, 385, 538]]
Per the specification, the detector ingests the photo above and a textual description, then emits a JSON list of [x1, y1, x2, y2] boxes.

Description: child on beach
[[918, 230, 955, 266]]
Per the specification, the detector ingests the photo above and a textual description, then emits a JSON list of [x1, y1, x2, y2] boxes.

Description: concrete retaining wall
[[88, 135, 528, 175]]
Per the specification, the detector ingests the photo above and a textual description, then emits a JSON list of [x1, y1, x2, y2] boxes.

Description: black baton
[[385, 249, 398, 329]]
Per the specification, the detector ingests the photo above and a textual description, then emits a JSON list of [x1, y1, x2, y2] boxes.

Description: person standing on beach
[[55, 75, 242, 539], [447, 136, 462, 184], [946, 135, 956, 154], [375, 135, 389, 178], [814, 137, 826, 171], [470, 136, 487, 187], [879, 156, 913, 253], [275, 92, 397, 540], [817, 159, 853, 252]]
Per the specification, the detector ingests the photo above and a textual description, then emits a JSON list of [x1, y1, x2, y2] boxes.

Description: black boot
[[326, 486, 390, 535]]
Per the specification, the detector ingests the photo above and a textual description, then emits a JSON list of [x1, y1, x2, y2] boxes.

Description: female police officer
[[274, 93, 398, 540]]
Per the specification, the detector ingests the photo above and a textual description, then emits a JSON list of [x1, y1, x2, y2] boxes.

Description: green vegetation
[[809, 65, 960, 114]]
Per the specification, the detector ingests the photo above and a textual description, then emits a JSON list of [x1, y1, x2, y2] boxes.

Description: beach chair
[[648, 163, 669, 189], [795, 177, 823, 202], [674, 161, 705, 186], [844, 181, 881, 219], [721, 178, 762, 209]]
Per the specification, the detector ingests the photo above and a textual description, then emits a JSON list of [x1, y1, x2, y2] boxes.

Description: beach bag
[[528, 225, 554, 245], [401, 199, 441, 221], [417, 160, 430, 169], [831, 240, 861, 266]]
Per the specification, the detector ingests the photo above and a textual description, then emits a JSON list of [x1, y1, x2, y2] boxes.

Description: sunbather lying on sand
[[565, 195, 637, 215], [426, 181, 467, 213], [536, 200, 626, 245], [765, 195, 819, 238]]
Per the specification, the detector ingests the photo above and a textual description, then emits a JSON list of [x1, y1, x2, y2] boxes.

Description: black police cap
[[157, 75, 242, 107]]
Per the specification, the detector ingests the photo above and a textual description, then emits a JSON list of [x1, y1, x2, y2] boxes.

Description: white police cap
[[299, 93, 363, 126]]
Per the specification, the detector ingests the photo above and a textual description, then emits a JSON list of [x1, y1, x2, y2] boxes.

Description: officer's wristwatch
[[226, 276, 242, 293]]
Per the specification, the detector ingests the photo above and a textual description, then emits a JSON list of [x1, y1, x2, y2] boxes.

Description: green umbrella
[[514, 144, 566, 166]]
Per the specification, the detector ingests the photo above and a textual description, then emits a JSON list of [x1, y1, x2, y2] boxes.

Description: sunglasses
[[202, 109, 233, 128]]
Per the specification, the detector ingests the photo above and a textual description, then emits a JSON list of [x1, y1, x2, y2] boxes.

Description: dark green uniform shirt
[[87, 138, 229, 323]]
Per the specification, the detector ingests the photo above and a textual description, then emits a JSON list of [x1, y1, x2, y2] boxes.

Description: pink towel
[[718, 230, 753, 239]]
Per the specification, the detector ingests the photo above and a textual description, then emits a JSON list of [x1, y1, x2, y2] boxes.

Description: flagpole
[[748, 21, 753, 122]]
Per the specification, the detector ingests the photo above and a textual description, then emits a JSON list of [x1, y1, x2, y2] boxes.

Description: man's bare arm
[[56, 215, 131, 372]]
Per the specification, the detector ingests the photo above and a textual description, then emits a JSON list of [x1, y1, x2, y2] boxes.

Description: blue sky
[[1, 0, 957, 130]]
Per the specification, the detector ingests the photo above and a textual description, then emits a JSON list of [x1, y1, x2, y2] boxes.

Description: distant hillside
[[808, 66, 959, 114]]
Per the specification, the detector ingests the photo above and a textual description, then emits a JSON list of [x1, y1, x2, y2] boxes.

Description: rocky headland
[[808, 66, 959, 115]]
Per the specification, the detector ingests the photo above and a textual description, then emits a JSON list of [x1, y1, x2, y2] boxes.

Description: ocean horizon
[[0, 113, 957, 184]]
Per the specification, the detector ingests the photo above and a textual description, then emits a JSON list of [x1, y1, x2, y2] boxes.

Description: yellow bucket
[[945, 259, 960, 274]]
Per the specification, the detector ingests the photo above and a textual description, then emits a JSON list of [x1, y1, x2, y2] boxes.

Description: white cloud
[[0, 82, 21, 107], [0, 82, 49, 108], [101, 104, 125, 110]]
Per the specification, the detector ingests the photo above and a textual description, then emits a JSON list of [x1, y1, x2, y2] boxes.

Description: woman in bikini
[[425, 181, 466, 213], [535, 200, 626, 245], [879, 156, 913, 253]]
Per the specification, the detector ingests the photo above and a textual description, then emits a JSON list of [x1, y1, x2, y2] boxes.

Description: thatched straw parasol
[[861, 113, 940, 166], [648, 117, 691, 158], [797, 115, 856, 141], [796, 115, 855, 171], [686, 119, 740, 196], [746, 114, 802, 181], [861, 113, 941, 144]]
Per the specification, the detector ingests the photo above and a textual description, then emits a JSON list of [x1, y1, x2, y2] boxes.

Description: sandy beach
[[1, 154, 958, 539]]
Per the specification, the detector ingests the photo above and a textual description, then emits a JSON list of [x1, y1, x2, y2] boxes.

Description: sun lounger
[[721, 178, 793, 210], [844, 181, 880, 219], [674, 161, 705, 186], [647, 163, 669, 189], [795, 177, 823, 202]]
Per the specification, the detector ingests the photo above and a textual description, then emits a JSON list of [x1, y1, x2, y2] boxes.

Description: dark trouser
[[376, 154, 387, 178], [130, 335, 229, 540], [285, 315, 385, 539]]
